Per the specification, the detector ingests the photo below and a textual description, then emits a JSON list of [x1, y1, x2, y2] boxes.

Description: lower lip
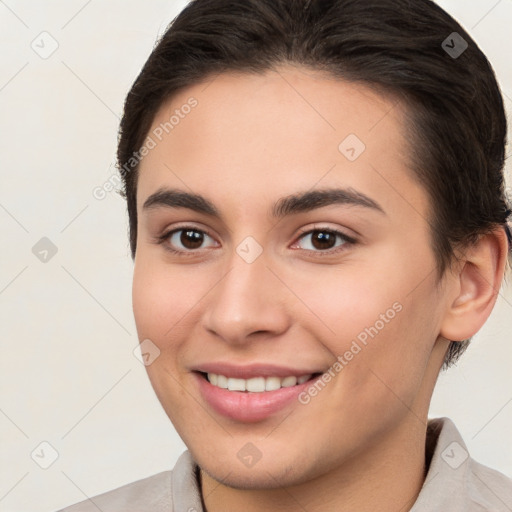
[[195, 373, 317, 423]]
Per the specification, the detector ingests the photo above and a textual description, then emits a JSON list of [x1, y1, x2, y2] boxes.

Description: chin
[[199, 460, 305, 490]]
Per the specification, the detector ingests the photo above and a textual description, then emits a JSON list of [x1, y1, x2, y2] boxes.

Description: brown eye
[[309, 231, 337, 250], [164, 228, 217, 252], [294, 228, 355, 253], [179, 229, 204, 249]]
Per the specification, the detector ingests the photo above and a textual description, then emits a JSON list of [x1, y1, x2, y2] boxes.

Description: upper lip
[[193, 362, 323, 379]]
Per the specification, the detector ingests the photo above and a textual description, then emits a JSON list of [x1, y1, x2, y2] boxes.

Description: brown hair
[[117, 0, 511, 366]]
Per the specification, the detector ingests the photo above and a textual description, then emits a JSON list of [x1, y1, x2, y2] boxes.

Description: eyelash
[[156, 225, 357, 257]]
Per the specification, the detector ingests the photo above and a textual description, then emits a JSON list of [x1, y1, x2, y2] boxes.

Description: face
[[133, 66, 451, 489]]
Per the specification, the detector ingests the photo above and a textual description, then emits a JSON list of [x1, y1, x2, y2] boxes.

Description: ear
[[440, 227, 509, 342]]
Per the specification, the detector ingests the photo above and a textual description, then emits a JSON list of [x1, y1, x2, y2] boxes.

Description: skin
[[132, 65, 508, 512]]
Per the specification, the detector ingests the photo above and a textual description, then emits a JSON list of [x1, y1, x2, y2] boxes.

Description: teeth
[[216, 374, 228, 389], [281, 376, 297, 387], [206, 373, 312, 392], [246, 377, 265, 392], [265, 376, 281, 391], [227, 377, 246, 391]]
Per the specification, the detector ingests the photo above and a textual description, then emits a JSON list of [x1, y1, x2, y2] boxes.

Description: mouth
[[200, 372, 321, 392], [193, 367, 324, 422]]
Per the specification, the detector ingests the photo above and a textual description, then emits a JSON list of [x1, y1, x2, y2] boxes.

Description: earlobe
[[439, 228, 509, 342]]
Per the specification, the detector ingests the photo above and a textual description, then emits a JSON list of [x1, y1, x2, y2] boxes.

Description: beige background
[[0, 1, 510, 511]]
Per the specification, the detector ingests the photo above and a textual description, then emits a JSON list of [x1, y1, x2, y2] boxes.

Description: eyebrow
[[142, 187, 385, 218]]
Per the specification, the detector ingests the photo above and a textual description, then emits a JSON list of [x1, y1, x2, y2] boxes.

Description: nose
[[200, 248, 291, 346]]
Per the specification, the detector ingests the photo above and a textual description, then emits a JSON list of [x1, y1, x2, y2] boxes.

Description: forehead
[[136, 65, 428, 220]]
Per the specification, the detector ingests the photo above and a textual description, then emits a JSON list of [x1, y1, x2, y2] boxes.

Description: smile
[[195, 369, 323, 422], [206, 373, 314, 392]]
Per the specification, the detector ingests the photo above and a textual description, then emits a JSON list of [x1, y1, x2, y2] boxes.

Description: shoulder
[[466, 457, 512, 511], [57, 470, 173, 512], [57, 451, 202, 512], [413, 417, 512, 511]]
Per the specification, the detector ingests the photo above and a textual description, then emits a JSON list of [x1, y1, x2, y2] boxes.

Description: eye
[[292, 227, 356, 254], [157, 225, 355, 256], [158, 226, 218, 254]]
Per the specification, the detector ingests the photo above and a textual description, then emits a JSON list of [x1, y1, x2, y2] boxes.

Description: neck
[[200, 416, 428, 512]]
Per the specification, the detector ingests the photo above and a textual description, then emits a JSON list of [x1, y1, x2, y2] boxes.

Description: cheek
[[288, 262, 403, 344], [132, 268, 165, 339], [132, 260, 199, 341], [290, 259, 439, 396], [343, 286, 440, 413], [132, 262, 201, 418]]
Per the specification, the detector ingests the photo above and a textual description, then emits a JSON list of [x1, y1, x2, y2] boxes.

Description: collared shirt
[[58, 417, 512, 511]]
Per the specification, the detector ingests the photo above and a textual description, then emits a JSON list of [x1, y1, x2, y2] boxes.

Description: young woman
[[60, 0, 512, 510]]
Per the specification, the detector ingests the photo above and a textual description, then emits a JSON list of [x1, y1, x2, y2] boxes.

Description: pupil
[[312, 231, 335, 250], [181, 230, 203, 249]]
